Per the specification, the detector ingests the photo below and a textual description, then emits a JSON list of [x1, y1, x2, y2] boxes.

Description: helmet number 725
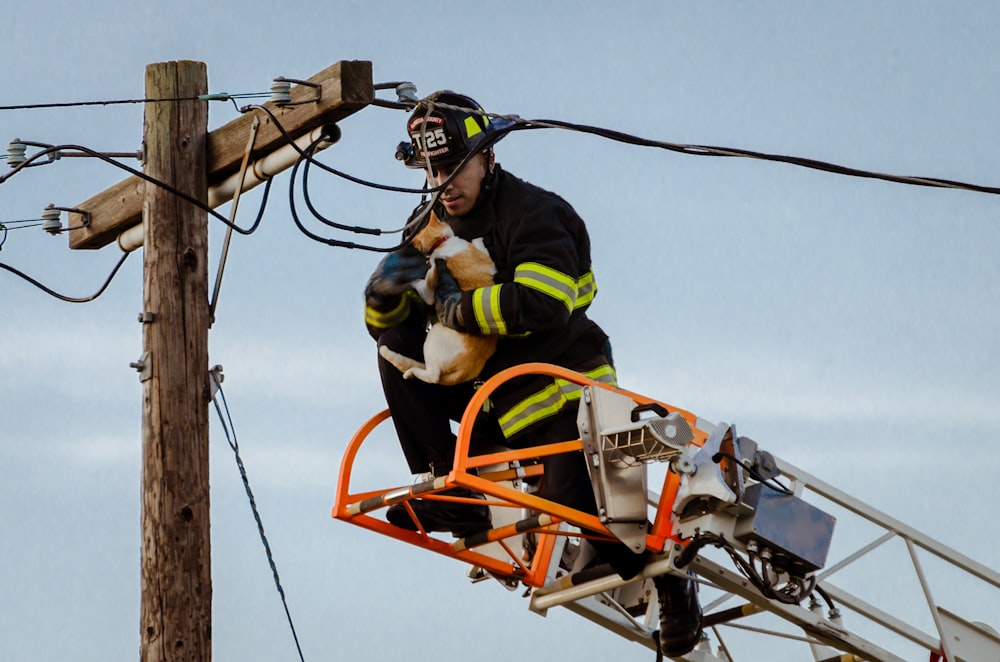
[[413, 128, 447, 151]]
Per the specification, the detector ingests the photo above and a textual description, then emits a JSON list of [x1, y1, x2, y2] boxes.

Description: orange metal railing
[[332, 362, 708, 588]]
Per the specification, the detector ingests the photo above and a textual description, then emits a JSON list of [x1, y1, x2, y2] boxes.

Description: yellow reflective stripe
[[474, 268, 598, 334], [472, 284, 507, 334], [498, 364, 618, 438], [364, 293, 414, 329], [515, 263, 577, 312], [575, 271, 596, 309], [464, 116, 482, 138]]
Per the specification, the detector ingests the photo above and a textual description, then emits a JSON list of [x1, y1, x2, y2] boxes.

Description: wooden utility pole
[[65, 59, 373, 661], [140, 60, 211, 662]]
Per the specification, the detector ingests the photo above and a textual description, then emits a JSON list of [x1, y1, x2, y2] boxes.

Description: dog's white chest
[[431, 236, 490, 260]]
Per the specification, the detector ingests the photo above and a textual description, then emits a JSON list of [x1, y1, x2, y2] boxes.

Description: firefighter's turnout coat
[[365, 165, 616, 444]]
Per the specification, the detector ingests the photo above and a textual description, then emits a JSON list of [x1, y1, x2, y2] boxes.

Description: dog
[[379, 211, 498, 385]]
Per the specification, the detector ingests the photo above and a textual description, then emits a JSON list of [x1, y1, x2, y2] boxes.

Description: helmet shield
[[402, 91, 491, 169]]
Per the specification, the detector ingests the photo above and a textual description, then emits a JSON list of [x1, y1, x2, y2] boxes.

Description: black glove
[[432, 258, 465, 330], [364, 250, 429, 310]]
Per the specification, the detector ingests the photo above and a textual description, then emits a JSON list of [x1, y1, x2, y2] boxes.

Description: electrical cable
[[299, 143, 389, 235], [296, 143, 445, 239], [370, 98, 412, 110], [253, 99, 485, 249], [246, 102, 442, 243], [0, 218, 45, 227], [285, 130, 447, 251], [0, 220, 46, 251], [7, 92, 998, 215], [9, 92, 994, 274], [813, 584, 837, 612], [208, 166, 275, 324], [242, 103, 437, 195], [1, 80, 405, 112], [229, 174, 273, 235], [301, 146, 436, 195], [422, 95, 1000, 196], [711, 450, 795, 496], [286, 136, 402, 252], [675, 531, 813, 606], [1, 143, 69, 183], [296, 133, 442, 239], [262, 91, 1000, 257], [209, 376, 306, 662], [284, 91, 1000, 256], [1, 142, 273, 236], [492, 115, 1000, 196], [0, 250, 130, 303], [0, 92, 271, 112]]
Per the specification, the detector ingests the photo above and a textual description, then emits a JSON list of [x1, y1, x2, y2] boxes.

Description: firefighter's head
[[396, 90, 498, 217], [399, 90, 495, 170]]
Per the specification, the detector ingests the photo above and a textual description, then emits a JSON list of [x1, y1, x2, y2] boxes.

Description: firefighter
[[362, 90, 701, 657]]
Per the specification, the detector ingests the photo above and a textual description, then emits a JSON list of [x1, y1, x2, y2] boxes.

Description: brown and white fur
[[379, 212, 498, 385]]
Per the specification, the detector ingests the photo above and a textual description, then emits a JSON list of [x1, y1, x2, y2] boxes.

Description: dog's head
[[410, 211, 454, 256]]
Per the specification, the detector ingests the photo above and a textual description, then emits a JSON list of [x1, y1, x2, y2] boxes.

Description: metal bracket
[[129, 351, 152, 382], [209, 364, 224, 398]]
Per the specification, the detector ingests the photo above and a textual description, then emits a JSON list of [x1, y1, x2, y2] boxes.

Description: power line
[[419, 96, 1000, 196], [0, 250, 131, 303], [492, 115, 1000, 196], [282, 107, 1000, 254], [6, 96, 998, 265], [5, 89, 999, 196], [210, 375, 306, 662], [0, 92, 271, 112], [2, 142, 273, 234]]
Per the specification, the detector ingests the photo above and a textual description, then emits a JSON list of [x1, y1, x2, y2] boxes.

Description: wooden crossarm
[[69, 59, 373, 249]]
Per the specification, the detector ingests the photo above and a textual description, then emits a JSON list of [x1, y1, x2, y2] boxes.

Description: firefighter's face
[[427, 153, 488, 217]]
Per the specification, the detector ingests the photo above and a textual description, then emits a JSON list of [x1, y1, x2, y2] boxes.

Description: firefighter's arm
[[363, 249, 430, 337], [458, 208, 584, 336]]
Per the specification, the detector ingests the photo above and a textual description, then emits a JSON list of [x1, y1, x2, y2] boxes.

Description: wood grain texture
[[139, 60, 211, 662]]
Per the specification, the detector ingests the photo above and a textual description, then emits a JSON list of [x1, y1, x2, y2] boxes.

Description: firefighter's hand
[[433, 259, 465, 330], [364, 250, 429, 310]]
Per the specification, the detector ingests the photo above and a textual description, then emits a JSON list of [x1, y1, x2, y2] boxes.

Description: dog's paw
[[412, 278, 435, 305]]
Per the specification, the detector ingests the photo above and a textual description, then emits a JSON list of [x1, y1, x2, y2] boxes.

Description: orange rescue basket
[[331, 362, 708, 589]]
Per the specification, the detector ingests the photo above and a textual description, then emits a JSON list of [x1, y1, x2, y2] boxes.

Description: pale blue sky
[[2, 2, 998, 661]]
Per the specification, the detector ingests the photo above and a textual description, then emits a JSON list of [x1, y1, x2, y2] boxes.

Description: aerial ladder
[[332, 363, 1000, 661]]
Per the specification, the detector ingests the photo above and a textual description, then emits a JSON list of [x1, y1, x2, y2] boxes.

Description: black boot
[[652, 573, 702, 658], [386, 487, 492, 537]]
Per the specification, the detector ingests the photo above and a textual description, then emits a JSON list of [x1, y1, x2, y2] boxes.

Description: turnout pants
[[377, 322, 647, 578]]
